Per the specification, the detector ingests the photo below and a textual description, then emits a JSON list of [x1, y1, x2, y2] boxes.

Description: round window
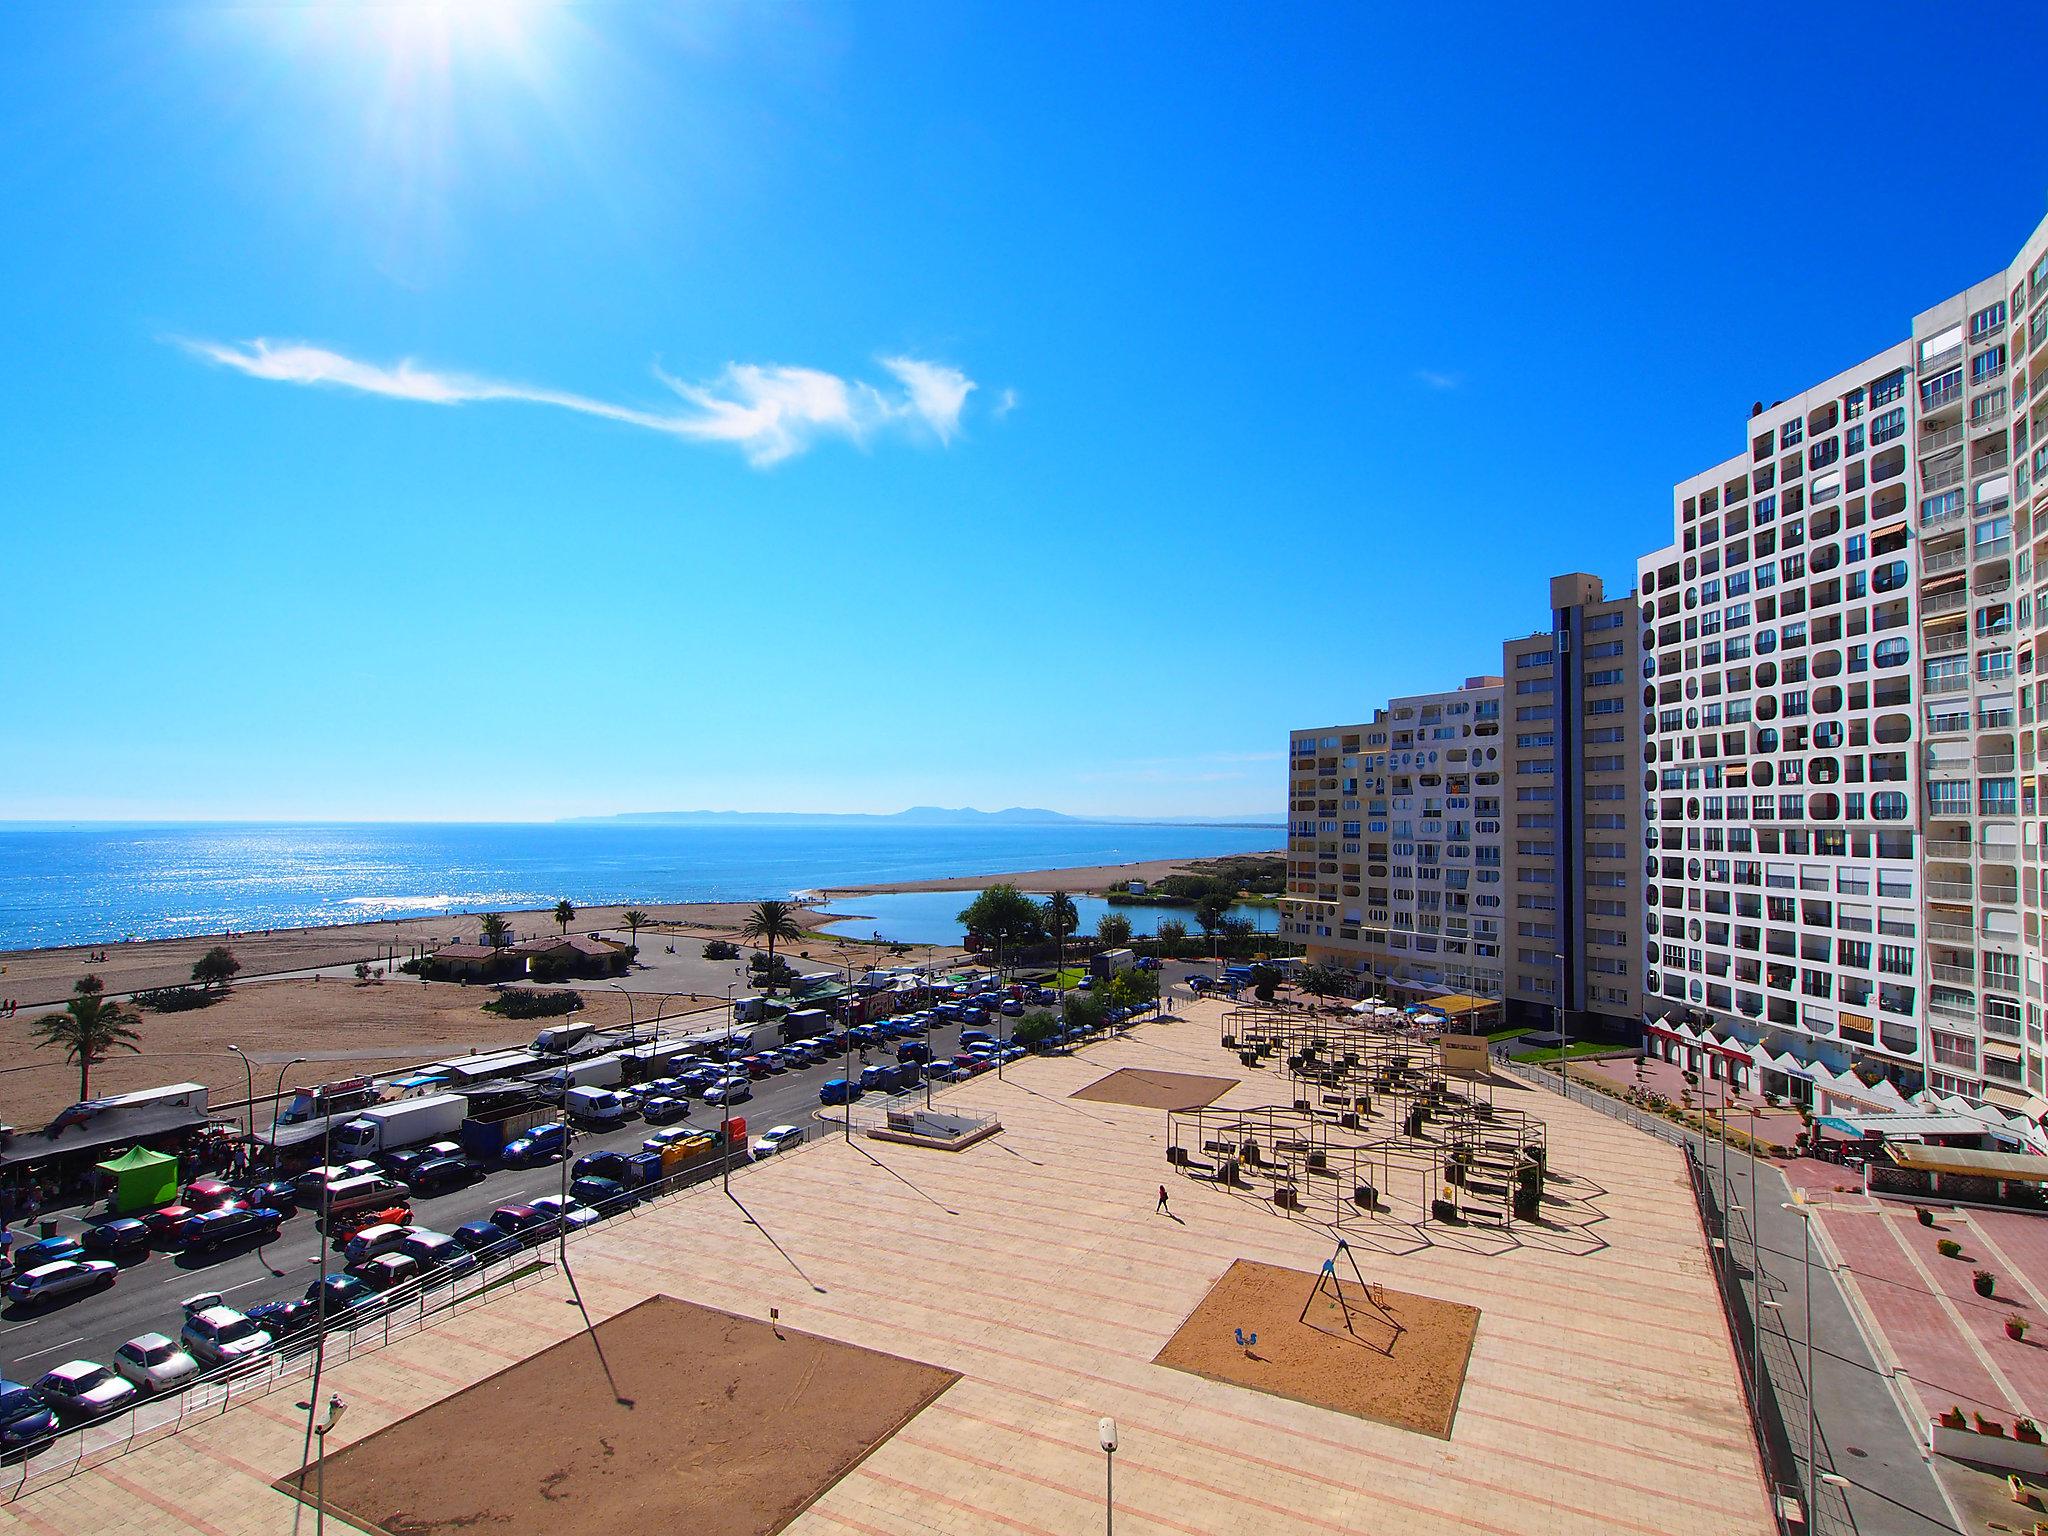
[[1872, 791, 1908, 820]]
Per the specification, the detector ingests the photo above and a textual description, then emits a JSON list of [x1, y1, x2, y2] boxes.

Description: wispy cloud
[[993, 387, 1019, 419], [179, 338, 980, 466], [1414, 368, 1461, 391]]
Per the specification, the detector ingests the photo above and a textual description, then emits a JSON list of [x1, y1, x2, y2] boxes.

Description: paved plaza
[[0, 1004, 1771, 1535]]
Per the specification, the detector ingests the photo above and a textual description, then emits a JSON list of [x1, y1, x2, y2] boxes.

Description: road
[[0, 1015, 1020, 1384]]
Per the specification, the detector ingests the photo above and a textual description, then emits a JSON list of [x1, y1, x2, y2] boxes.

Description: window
[[1869, 406, 1905, 445], [1585, 668, 1623, 686], [1972, 300, 2007, 340]]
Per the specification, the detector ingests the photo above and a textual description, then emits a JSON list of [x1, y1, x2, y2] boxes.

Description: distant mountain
[[564, 806, 1281, 828]]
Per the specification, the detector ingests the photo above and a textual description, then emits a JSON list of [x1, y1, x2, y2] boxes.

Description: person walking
[[1157, 1184, 1171, 1215]]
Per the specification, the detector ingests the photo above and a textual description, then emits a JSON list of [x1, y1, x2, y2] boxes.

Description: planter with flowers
[[1933, 1413, 2048, 1473], [1977, 1269, 1999, 1298], [2009, 1314, 2031, 1342]]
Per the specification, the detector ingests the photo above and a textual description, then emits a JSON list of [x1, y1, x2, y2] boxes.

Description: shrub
[[1975, 1269, 1997, 1297], [481, 989, 585, 1020], [1012, 1012, 1059, 1049], [133, 985, 215, 1013], [702, 940, 740, 961], [1937, 1238, 1963, 1259]]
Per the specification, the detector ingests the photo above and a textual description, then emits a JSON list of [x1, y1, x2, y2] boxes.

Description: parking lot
[[0, 993, 1129, 1432]]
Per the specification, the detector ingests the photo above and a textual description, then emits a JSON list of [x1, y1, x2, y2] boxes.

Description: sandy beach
[[813, 850, 1280, 899]]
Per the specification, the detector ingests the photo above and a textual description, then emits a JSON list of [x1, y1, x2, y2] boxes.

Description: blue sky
[[3, 1, 2046, 822]]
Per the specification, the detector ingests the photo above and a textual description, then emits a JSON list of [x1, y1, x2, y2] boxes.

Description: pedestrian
[[1157, 1184, 1170, 1215]]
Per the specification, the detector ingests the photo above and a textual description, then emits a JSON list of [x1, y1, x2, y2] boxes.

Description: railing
[[1931, 962, 1976, 985], [1920, 423, 1963, 455], [1921, 547, 1969, 576], [1927, 880, 1975, 900], [1922, 589, 1967, 615], [1922, 838, 1973, 857]]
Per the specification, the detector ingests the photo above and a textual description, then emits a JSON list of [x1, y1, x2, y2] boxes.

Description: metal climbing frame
[[1165, 1103, 1450, 1230], [1437, 1105, 1547, 1228]]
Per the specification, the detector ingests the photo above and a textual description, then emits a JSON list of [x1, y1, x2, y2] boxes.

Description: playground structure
[[1175, 1001, 1561, 1250]]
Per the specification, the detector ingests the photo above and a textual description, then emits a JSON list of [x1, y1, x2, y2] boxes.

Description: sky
[[4, 1, 2047, 823]]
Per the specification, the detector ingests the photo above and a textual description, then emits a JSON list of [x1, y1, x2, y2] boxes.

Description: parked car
[[33, 1362, 136, 1423], [304, 1274, 378, 1316], [329, 1203, 412, 1241], [999, 998, 1024, 1016], [452, 1221, 520, 1263], [530, 1196, 599, 1233], [6, 1236, 84, 1272], [501, 1123, 570, 1167], [702, 1079, 751, 1106], [353, 1253, 422, 1292], [568, 1175, 631, 1213], [819, 1078, 861, 1105], [180, 1205, 284, 1253], [79, 1218, 150, 1260], [379, 1148, 433, 1183], [572, 1151, 632, 1183], [245, 1298, 320, 1342], [342, 1222, 417, 1267], [237, 1179, 299, 1216], [0, 1380, 57, 1457], [112, 1334, 200, 1394], [751, 1125, 805, 1160], [398, 1230, 476, 1278], [407, 1154, 481, 1196], [6, 1259, 117, 1307], [179, 1177, 239, 1213], [179, 1307, 272, 1368], [640, 1095, 688, 1125], [489, 1204, 555, 1243]]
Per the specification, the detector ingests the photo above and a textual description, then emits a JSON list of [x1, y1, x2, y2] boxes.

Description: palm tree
[[33, 991, 141, 1102], [740, 900, 804, 998], [479, 913, 511, 949], [622, 909, 649, 954], [553, 900, 576, 936]]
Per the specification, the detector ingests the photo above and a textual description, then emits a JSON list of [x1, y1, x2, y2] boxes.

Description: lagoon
[[813, 889, 1280, 948]]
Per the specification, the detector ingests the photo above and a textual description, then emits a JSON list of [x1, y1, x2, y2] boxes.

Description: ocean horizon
[[0, 820, 1282, 952]]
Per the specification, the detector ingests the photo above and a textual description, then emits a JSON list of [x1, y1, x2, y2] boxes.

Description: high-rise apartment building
[[1638, 211, 2048, 1129], [1283, 678, 1505, 999], [1502, 575, 1643, 1036]]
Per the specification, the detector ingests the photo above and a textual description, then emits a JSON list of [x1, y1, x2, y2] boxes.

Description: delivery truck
[[532, 1055, 625, 1101], [565, 1086, 629, 1127], [332, 1093, 469, 1157]]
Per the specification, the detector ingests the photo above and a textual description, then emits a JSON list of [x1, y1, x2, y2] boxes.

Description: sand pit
[[286, 1294, 957, 1536], [1072, 1067, 1239, 1110], [1154, 1258, 1479, 1438]]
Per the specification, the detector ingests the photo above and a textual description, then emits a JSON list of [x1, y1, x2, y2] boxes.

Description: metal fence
[[2, 1246, 558, 1502]]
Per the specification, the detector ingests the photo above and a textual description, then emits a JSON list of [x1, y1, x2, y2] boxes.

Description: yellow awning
[[1889, 1144, 2048, 1183]]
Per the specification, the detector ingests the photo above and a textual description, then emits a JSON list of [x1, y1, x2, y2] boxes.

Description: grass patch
[[1052, 967, 1088, 989], [1483, 1025, 1529, 1043], [1509, 1041, 1629, 1064]]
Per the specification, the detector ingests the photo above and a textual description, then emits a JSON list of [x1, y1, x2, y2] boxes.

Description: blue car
[[501, 1123, 569, 1167], [6, 1236, 83, 1274], [79, 1219, 150, 1259], [572, 1151, 631, 1183], [819, 1078, 861, 1105], [305, 1273, 378, 1315], [452, 1221, 520, 1263], [0, 1380, 56, 1459], [569, 1175, 632, 1212]]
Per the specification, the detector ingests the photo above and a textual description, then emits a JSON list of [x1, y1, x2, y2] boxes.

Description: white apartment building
[[1283, 677, 1505, 999], [1640, 211, 2048, 1133]]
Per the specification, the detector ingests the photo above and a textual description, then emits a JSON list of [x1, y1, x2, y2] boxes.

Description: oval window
[[1756, 661, 1778, 688], [1872, 791, 1908, 820], [1753, 761, 1775, 787], [1809, 756, 1840, 783], [1809, 792, 1840, 818], [1873, 638, 1910, 668], [1814, 687, 1844, 715], [1874, 713, 1910, 744], [1812, 649, 1842, 678], [1871, 560, 1909, 593], [1755, 695, 1779, 721], [1755, 629, 1778, 653]]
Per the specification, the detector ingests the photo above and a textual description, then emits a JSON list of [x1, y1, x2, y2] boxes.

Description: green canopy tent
[[96, 1145, 180, 1215]]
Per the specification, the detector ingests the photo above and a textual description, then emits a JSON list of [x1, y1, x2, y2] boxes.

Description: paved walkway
[[0, 1005, 1773, 1535]]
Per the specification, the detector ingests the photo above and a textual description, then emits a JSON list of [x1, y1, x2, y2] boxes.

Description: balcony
[[1927, 880, 1975, 901], [1922, 630, 1967, 655], [1923, 502, 1966, 531], [1930, 994, 1977, 1021], [1924, 377, 1965, 411], [1923, 458, 1965, 493], [1927, 919, 1975, 943], [1921, 423, 1964, 455], [1923, 589, 1967, 616], [1979, 754, 2018, 773], [1922, 672, 1970, 696], [1931, 962, 1977, 985], [1923, 838, 1974, 857], [1923, 546, 1970, 576], [1922, 343, 1965, 375]]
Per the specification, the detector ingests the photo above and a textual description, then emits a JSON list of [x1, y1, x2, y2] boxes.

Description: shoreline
[[0, 849, 1279, 1008], [811, 850, 1282, 900]]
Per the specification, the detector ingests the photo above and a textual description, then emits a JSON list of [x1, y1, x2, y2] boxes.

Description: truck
[[532, 1023, 594, 1055], [565, 1086, 628, 1127], [1090, 948, 1137, 981], [458, 1097, 551, 1160], [332, 1093, 469, 1157], [533, 1055, 624, 1101], [780, 1009, 831, 1043]]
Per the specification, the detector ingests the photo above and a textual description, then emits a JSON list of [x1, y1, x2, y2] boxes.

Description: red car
[[181, 1178, 239, 1213], [328, 1204, 411, 1241], [142, 1204, 197, 1243]]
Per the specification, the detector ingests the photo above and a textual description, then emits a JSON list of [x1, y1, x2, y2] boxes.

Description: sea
[[0, 822, 1283, 952]]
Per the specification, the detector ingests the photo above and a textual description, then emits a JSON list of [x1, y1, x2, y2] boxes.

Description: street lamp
[[268, 1057, 307, 1172], [1782, 1199, 1817, 1528], [1098, 1416, 1118, 1535], [313, 1392, 348, 1535], [606, 982, 639, 1045], [225, 1044, 255, 1149]]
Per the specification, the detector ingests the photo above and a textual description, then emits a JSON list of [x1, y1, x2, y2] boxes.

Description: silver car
[[179, 1306, 273, 1368], [113, 1334, 200, 1394], [34, 1361, 138, 1422], [5, 1259, 117, 1306]]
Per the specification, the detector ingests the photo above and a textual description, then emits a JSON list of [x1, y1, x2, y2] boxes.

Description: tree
[[1194, 895, 1233, 937], [1298, 963, 1353, 1004], [479, 913, 511, 949], [354, 961, 372, 984], [74, 974, 104, 997], [553, 900, 577, 936], [1012, 1011, 1060, 1050], [1103, 968, 1159, 1010], [33, 991, 141, 1102], [1249, 962, 1281, 1002], [622, 910, 649, 953], [1096, 912, 1133, 947], [1039, 893, 1078, 947], [956, 885, 1044, 961], [192, 945, 241, 991], [740, 900, 805, 997], [1156, 919, 1188, 957]]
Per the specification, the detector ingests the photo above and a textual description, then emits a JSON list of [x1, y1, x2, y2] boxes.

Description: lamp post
[[1782, 1200, 1817, 1528], [606, 982, 639, 1046], [226, 1044, 255, 1146], [313, 1393, 348, 1535], [1098, 1416, 1118, 1534], [268, 1057, 307, 1172]]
